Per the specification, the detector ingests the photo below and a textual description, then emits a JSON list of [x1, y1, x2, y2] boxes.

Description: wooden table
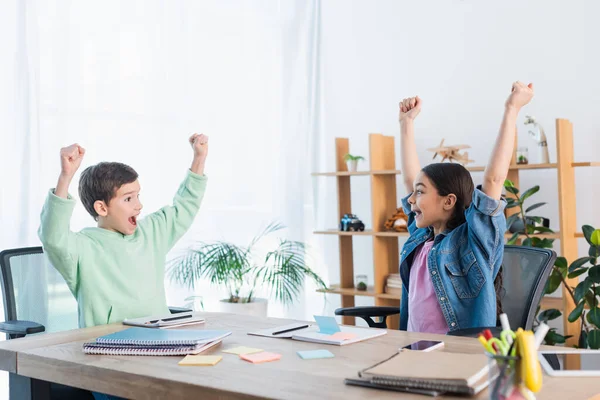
[[1, 312, 599, 399]]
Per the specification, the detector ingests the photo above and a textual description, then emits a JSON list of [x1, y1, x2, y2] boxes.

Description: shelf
[[311, 170, 401, 177], [314, 230, 410, 237], [467, 163, 557, 172], [572, 162, 600, 167], [317, 285, 400, 300], [321, 285, 562, 309]]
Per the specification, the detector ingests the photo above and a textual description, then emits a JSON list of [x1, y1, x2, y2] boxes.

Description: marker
[[499, 313, 514, 345], [534, 322, 549, 349]]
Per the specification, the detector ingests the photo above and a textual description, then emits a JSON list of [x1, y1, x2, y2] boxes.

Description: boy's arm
[[483, 82, 534, 200], [399, 96, 422, 194], [38, 144, 86, 291], [143, 134, 209, 251]]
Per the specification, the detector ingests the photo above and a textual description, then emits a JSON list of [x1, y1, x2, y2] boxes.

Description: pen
[[147, 314, 193, 324], [533, 322, 549, 349], [499, 313, 513, 345], [272, 324, 310, 335]]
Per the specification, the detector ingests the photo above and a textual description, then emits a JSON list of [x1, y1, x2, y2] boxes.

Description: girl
[[398, 82, 534, 334]]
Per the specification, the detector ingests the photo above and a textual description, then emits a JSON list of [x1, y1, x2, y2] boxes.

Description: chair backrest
[[0, 247, 79, 338], [499, 245, 556, 331]]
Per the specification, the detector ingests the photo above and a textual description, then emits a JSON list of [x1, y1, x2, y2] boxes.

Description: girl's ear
[[443, 194, 457, 211]]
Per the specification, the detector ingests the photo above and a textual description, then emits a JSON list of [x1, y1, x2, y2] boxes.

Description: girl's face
[[407, 171, 456, 231]]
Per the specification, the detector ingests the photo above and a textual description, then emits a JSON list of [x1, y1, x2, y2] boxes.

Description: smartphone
[[400, 340, 444, 352]]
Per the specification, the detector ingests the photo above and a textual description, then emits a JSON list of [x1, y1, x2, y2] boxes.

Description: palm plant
[[168, 222, 327, 306]]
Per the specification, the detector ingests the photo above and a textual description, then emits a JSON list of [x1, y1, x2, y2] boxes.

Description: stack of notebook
[[384, 274, 402, 296], [348, 350, 490, 396], [83, 327, 232, 356]]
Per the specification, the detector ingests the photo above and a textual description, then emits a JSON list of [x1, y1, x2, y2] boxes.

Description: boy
[[38, 133, 209, 328]]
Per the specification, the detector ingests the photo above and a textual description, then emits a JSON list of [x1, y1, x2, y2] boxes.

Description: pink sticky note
[[329, 332, 357, 341], [240, 351, 282, 364]]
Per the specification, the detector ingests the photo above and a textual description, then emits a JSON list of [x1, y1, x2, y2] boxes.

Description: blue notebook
[[96, 327, 231, 346]]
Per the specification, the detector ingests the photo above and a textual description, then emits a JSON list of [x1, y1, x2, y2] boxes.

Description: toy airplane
[[427, 139, 474, 165]]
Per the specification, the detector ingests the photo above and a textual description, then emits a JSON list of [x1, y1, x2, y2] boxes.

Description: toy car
[[340, 214, 365, 232]]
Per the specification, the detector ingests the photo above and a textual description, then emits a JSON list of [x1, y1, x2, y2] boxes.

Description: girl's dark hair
[[421, 162, 504, 317], [79, 162, 139, 221], [420, 163, 475, 231]]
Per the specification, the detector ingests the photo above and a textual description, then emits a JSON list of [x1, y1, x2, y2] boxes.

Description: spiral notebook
[[95, 327, 231, 346], [83, 337, 224, 356], [357, 351, 490, 396]]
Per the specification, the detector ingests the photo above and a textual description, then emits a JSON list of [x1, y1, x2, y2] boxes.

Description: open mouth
[[128, 216, 137, 226], [413, 210, 422, 219]]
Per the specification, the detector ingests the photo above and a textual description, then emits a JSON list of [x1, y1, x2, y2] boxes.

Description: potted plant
[[168, 222, 327, 317], [344, 153, 365, 172]]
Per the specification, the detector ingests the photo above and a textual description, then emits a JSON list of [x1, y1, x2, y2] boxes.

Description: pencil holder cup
[[486, 353, 533, 400]]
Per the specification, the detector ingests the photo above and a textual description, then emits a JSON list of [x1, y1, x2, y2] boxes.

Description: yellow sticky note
[[178, 355, 222, 366], [222, 346, 264, 355], [240, 351, 282, 364]]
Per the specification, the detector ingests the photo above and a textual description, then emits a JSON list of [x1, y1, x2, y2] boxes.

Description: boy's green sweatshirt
[[38, 170, 207, 328]]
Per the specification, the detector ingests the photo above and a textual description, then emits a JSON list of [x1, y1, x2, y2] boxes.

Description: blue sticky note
[[313, 315, 341, 335], [297, 349, 335, 360]]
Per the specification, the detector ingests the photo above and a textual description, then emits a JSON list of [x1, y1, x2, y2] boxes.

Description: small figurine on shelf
[[340, 214, 365, 232], [344, 153, 365, 172], [524, 115, 550, 164], [355, 274, 368, 291], [384, 208, 409, 232], [426, 139, 474, 165]]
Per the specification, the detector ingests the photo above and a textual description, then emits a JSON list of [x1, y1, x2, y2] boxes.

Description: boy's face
[[99, 180, 143, 235]]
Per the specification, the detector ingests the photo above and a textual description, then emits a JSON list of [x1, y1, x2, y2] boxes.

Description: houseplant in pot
[[167, 222, 327, 317], [344, 153, 365, 172]]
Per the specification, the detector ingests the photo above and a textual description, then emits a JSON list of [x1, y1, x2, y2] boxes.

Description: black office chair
[[335, 246, 557, 336], [0, 246, 191, 400]]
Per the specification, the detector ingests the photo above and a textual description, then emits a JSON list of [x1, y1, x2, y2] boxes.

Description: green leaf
[[585, 291, 597, 308], [538, 308, 562, 322], [569, 257, 594, 273], [527, 216, 543, 224], [505, 186, 519, 195], [539, 238, 555, 249], [589, 265, 600, 283], [521, 186, 540, 202], [588, 307, 600, 328], [593, 230, 600, 246], [545, 329, 567, 344], [506, 232, 520, 245], [575, 278, 594, 303], [583, 225, 595, 246], [588, 330, 600, 349], [525, 202, 547, 213], [555, 257, 568, 277], [545, 270, 563, 294], [522, 237, 532, 247], [579, 329, 589, 349], [589, 246, 600, 259], [532, 226, 554, 233], [504, 179, 515, 188], [568, 268, 589, 279], [568, 301, 585, 323]]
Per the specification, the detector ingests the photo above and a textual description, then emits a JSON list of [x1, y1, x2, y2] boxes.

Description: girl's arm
[[483, 82, 534, 200], [399, 96, 422, 193]]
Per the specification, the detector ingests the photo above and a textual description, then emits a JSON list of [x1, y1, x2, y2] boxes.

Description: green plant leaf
[[588, 330, 600, 349], [583, 225, 595, 246], [588, 307, 600, 328], [585, 291, 597, 308], [545, 270, 563, 294], [589, 246, 600, 259], [575, 278, 594, 303], [504, 179, 515, 188], [593, 230, 600, 246], [525, 202, 547, 213], [505, 186, 519, 195], [579, 329, 589, 349], [568, 268, 589, 279], [520, 186, 540, 202], [568, 301, 585, 323], [532, 226, 554, 233], [569, 257, 594, 273], [522, 237, 532, 247], [555, 256, 568, 269], [589, 265, 600, 283], [545, 329, 567, 344], [506, 232, 520, 245], [527, 216, 543, 224], [538, 308, 562, 322]]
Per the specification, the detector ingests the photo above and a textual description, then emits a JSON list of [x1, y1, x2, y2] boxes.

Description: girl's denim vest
[[399, 189, 507, 332]]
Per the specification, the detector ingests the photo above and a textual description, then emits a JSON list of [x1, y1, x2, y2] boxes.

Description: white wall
[[315, 0, 600, 328]]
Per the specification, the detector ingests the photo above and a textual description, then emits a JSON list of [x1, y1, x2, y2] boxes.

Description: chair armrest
[[168, 306, 193, 314], [335, 306, 399, 329], [0, 320, 45, 336], [446, 326, 500, 338]]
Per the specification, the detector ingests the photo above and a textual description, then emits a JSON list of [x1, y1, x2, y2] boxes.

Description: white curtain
[[0, 3, 325, 393]]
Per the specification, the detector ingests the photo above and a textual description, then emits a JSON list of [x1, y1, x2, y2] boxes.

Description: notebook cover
[[292, 326, 386, 346], [96, 327, 231, 346], [83, 338, 223, 356]]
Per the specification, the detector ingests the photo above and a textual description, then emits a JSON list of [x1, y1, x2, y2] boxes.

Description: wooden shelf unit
[[313, 121, 596, 346]]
